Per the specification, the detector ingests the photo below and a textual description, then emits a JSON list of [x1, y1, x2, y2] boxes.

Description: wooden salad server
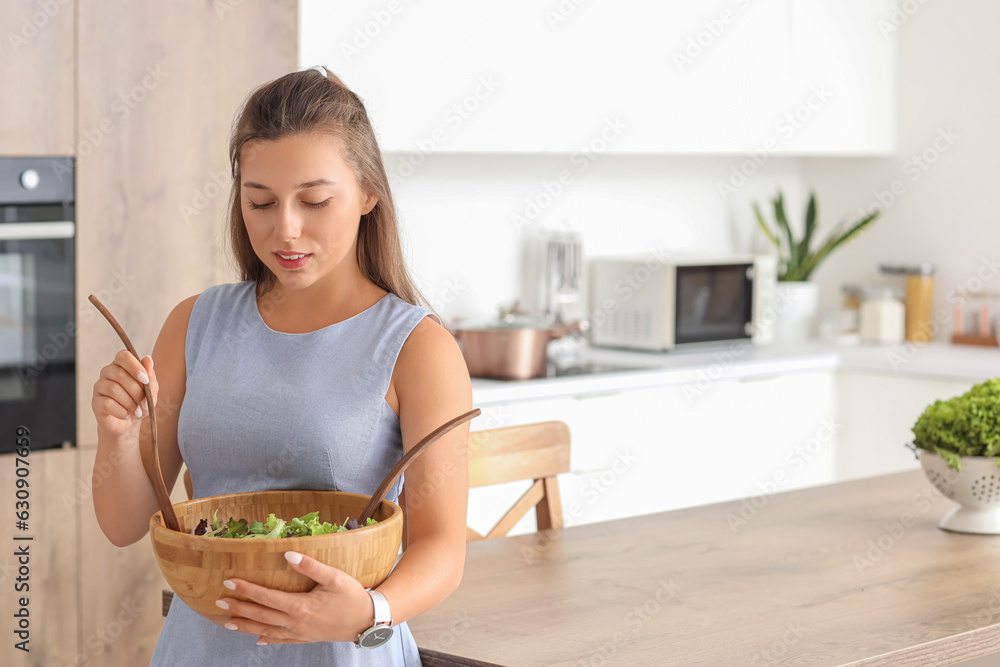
[[89, 295, 181, 532], [356, 408, 481, 525]]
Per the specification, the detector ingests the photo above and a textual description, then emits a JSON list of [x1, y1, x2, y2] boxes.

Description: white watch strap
[[368, 589, 392, 625]]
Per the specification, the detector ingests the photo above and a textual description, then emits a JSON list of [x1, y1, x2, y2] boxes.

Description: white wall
[[390, 2, 1000, 337], [389, 152, 804, 324], [305, 1, 993, 337], [800, 0, 1000, 339]]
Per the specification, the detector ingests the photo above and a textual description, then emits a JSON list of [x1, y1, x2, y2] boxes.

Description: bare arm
[[91, 295, 197, 547], [376, 315, 473, 623]]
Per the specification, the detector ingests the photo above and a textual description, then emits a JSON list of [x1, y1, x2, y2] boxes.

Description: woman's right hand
[[92, 350, 157, 440]]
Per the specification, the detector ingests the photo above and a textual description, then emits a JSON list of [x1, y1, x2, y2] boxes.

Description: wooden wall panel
[[75, 1, 297, 449], [0, 0, 75, 154], [0, 447, 77, 667], [76, 450, 192, 667]]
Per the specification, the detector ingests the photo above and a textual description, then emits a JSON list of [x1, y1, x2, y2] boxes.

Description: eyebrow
[[242, 179, 337, 191]]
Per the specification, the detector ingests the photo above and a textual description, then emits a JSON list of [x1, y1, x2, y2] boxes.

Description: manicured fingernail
[[225, 622, 238, 631], [141, 399, 148, 413], [134, 406, 143, 419], [137, 371, 149, 384], [149, 357, 154, 368], [284, 551, 303, 565], [215, 599, 229, 610], [223, 580, 236, 590], [257, 639, 268, 646]]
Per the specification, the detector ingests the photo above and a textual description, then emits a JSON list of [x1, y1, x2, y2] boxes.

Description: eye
[[304, 198, 332, 209], [247, 200, 274, 210]]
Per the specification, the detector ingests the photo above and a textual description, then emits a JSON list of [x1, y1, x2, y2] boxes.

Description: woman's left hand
[[216, 551, 374, 645]]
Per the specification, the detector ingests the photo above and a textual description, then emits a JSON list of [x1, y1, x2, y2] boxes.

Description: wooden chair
[[466, 421, 571, 541]]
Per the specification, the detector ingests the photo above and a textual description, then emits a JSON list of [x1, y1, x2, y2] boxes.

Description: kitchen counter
[[470, 341, 1000, 405], [411, 470, 1000, 666]]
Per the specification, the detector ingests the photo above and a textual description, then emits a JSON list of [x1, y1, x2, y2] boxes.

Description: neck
[[257, 265, 386, 334]]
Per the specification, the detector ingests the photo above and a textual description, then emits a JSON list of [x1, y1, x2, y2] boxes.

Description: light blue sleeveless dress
[[151, 281, 431, 666]]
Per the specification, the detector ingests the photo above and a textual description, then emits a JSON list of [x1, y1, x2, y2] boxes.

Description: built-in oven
[[0, 157, 75, 452]]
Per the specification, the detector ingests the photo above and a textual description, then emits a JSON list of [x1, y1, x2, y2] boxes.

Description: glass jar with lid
[[859, 286, 905, 344], [879, 263, 935, 342], [840, 284, 867, 335]]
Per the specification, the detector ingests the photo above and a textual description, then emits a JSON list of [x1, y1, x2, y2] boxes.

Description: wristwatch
[[355, 589, 393, 649]]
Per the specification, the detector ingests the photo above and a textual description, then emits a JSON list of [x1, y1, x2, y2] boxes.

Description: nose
[[274, 202, 302, 242]]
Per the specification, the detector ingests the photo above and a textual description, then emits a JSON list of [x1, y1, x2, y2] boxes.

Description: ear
[[362, 193, 378, 216]]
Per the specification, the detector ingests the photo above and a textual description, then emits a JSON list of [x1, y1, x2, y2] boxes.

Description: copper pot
[[452, 321, 574, 381]]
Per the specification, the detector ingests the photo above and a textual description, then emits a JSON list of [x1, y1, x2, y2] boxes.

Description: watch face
[[359, 625, 394, 648]]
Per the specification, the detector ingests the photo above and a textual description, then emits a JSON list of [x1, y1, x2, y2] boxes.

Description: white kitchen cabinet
[[468, 370, 837, 535], [566, 372, 838, 521], [299, 0, 895, 154], [834, 371, 973, 482], [783, 0, 897, 154]]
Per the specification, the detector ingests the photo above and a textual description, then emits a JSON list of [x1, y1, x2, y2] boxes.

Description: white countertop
[[470, 340, 1000, 405]]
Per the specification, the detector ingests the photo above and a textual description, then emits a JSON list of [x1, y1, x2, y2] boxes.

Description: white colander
[[918, 449, 1000, 534]]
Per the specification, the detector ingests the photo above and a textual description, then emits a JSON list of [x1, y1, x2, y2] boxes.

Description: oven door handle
[[0, 221, 75, 241]]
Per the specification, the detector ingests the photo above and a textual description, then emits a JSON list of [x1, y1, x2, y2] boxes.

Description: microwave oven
[[588, 255, 777, 351]]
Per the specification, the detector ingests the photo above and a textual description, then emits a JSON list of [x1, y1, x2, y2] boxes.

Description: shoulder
[[164, 294, 201, 331], [396, 315, 465, 381], [403, 313, 454, 350], [157, 282, 249, 354], [155, 294, 201, 354], [392, 315, 472, 464], [181, 281, 257, 332], [393, 314, 471, 406]]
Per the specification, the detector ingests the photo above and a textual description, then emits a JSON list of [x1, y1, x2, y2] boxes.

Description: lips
[[274, 252, 311, 270]]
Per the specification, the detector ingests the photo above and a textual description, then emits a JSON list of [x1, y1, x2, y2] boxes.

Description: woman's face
[[239, 132, 376, 294]]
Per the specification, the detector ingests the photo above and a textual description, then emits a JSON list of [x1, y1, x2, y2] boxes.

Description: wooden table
[[409, 471, 1000, 666]]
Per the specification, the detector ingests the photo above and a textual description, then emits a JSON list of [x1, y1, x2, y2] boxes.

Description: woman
[[91, 67, 472, 665]]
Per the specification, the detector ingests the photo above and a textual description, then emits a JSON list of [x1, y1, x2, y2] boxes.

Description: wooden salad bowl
[[150, 489, 403, 626]]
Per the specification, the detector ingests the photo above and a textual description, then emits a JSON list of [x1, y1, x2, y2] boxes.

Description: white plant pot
[[773, 281, 819, 344], [919, 451, 1000, 534]]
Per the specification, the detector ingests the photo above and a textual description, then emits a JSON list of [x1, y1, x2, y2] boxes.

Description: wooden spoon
[[356, 408, 481, 525], [89, 295, 181, 533]]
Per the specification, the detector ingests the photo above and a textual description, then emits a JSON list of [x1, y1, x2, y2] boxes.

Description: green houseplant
[[753, 191, 881, 282]]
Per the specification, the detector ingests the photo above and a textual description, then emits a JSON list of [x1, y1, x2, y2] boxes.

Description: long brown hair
[[226, 67, 424, 306]]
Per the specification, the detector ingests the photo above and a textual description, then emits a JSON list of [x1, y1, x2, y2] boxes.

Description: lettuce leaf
[[198, 510, 374, 538], [913, 379, 1000, 471]]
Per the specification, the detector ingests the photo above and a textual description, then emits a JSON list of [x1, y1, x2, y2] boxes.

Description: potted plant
[[909, 378, 1000, 534], [753, 191, 880, 342]]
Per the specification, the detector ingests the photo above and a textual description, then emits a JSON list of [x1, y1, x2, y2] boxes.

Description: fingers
[[221, 617, 287, 641], [283, 551, 346, 588], [255, 636, 306, 646], [97, 368, 144, 415], [216, 597, 290, 636], [115, 349, 151, 394], [219, 578, 303, 617], [217, 578, 301, 641], [141, 355, 158, 401], [218, 563, 364, 644], [92, 350, 156, 430]]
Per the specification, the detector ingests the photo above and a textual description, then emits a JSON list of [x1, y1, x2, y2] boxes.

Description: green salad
[[913, 378, 1000, 471], [194, 510, 377, 538]]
